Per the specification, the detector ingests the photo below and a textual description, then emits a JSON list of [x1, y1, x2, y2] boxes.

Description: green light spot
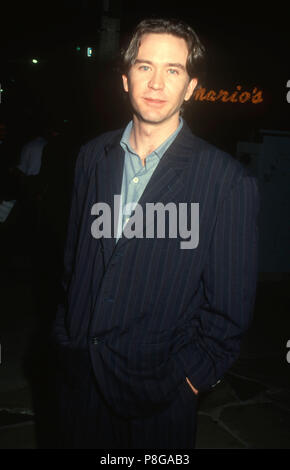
[[32, 59, 38, 64], [76, 46, 81, 51]]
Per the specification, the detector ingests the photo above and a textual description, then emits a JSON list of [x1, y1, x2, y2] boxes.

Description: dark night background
[[0, 0, 290, 450], [0, 1, 289, 152]]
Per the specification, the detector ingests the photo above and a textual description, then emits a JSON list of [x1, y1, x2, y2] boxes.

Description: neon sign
[[193, 85, 263, 104]]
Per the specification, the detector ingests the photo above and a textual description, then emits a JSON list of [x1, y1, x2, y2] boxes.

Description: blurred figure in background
[[34, 118, 82, 319], [17, 134, 47, 177], [23, 118, 82, 448]]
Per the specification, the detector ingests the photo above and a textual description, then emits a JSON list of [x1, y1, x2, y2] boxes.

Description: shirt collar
[[120, 117, 184, 161]]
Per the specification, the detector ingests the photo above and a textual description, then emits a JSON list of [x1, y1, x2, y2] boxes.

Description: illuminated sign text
[[193, 85, 263, 104]]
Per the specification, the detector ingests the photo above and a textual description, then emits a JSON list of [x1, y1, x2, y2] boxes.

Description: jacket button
[[91, 337, 99, 345]]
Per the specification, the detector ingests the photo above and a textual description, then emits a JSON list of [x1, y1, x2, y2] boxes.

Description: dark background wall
[[0, 1, 289, 150]]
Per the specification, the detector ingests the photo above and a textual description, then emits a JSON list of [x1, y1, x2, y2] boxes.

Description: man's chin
[[133, 110, 176, 126]]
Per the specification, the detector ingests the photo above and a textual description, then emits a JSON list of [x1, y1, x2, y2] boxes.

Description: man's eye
[[139, 65, 150, 71], [168, 69, 178, 75]]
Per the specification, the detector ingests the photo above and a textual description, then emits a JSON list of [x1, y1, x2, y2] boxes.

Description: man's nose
[[148, 70, 164, 90]]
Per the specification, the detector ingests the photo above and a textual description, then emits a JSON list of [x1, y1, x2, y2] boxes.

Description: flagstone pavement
[[1, 254, 290, 449]]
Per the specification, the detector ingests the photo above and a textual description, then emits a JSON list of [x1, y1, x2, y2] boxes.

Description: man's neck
[[129, 115, 180, 164]]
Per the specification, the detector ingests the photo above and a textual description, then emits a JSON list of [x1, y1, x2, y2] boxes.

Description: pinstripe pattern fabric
[[51, 120, 259, 441], [55, 346, 198, 449]]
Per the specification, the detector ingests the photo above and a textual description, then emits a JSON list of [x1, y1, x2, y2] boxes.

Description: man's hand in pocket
[[186, 377, 199, 395]]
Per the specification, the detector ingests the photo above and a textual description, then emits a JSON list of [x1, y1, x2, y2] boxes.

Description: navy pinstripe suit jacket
[[51, 121, 260, 419]]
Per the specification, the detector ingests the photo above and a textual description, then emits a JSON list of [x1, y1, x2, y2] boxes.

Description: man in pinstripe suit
[[51, 18, 259, 449]]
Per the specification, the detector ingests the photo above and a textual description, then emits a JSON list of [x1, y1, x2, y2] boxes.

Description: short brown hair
[[120, 18, 206, 84]]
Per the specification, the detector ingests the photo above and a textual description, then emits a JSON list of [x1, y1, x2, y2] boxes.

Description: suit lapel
[[95, 122, 196, 258], [95, 131, 124, 265], [117, 122, 195, 249]]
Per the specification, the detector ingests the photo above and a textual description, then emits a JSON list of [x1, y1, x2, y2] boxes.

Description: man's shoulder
[[84, 128, 123, 150], [181, 124, 256, 204], [81, 128, 123, 157], [76, 128, 124, 174], [183, 124, 249, 181]]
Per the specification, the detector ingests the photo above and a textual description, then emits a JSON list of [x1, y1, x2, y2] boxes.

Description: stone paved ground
[[1, 254, 290, 449]]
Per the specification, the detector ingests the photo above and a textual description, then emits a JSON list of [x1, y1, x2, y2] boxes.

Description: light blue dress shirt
[[116, 117, 183, 242]]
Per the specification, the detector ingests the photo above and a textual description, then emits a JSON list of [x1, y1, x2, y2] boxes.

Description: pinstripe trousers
[[55, 347, 198, 449]]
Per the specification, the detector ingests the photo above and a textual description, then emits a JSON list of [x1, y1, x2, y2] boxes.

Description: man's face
[[122, 33, 197, 126]]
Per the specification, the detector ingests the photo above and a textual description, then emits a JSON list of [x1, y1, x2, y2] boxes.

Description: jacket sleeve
[[174, 174, 260, 393], [50, 145, 87, 345]]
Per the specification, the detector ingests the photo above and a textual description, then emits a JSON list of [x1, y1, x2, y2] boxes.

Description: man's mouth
[[143, 98, 167, 106]]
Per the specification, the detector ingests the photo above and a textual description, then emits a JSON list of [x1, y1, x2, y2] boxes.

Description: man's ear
[[184, 78, 198, 102], [122, 74, 129, 93]]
